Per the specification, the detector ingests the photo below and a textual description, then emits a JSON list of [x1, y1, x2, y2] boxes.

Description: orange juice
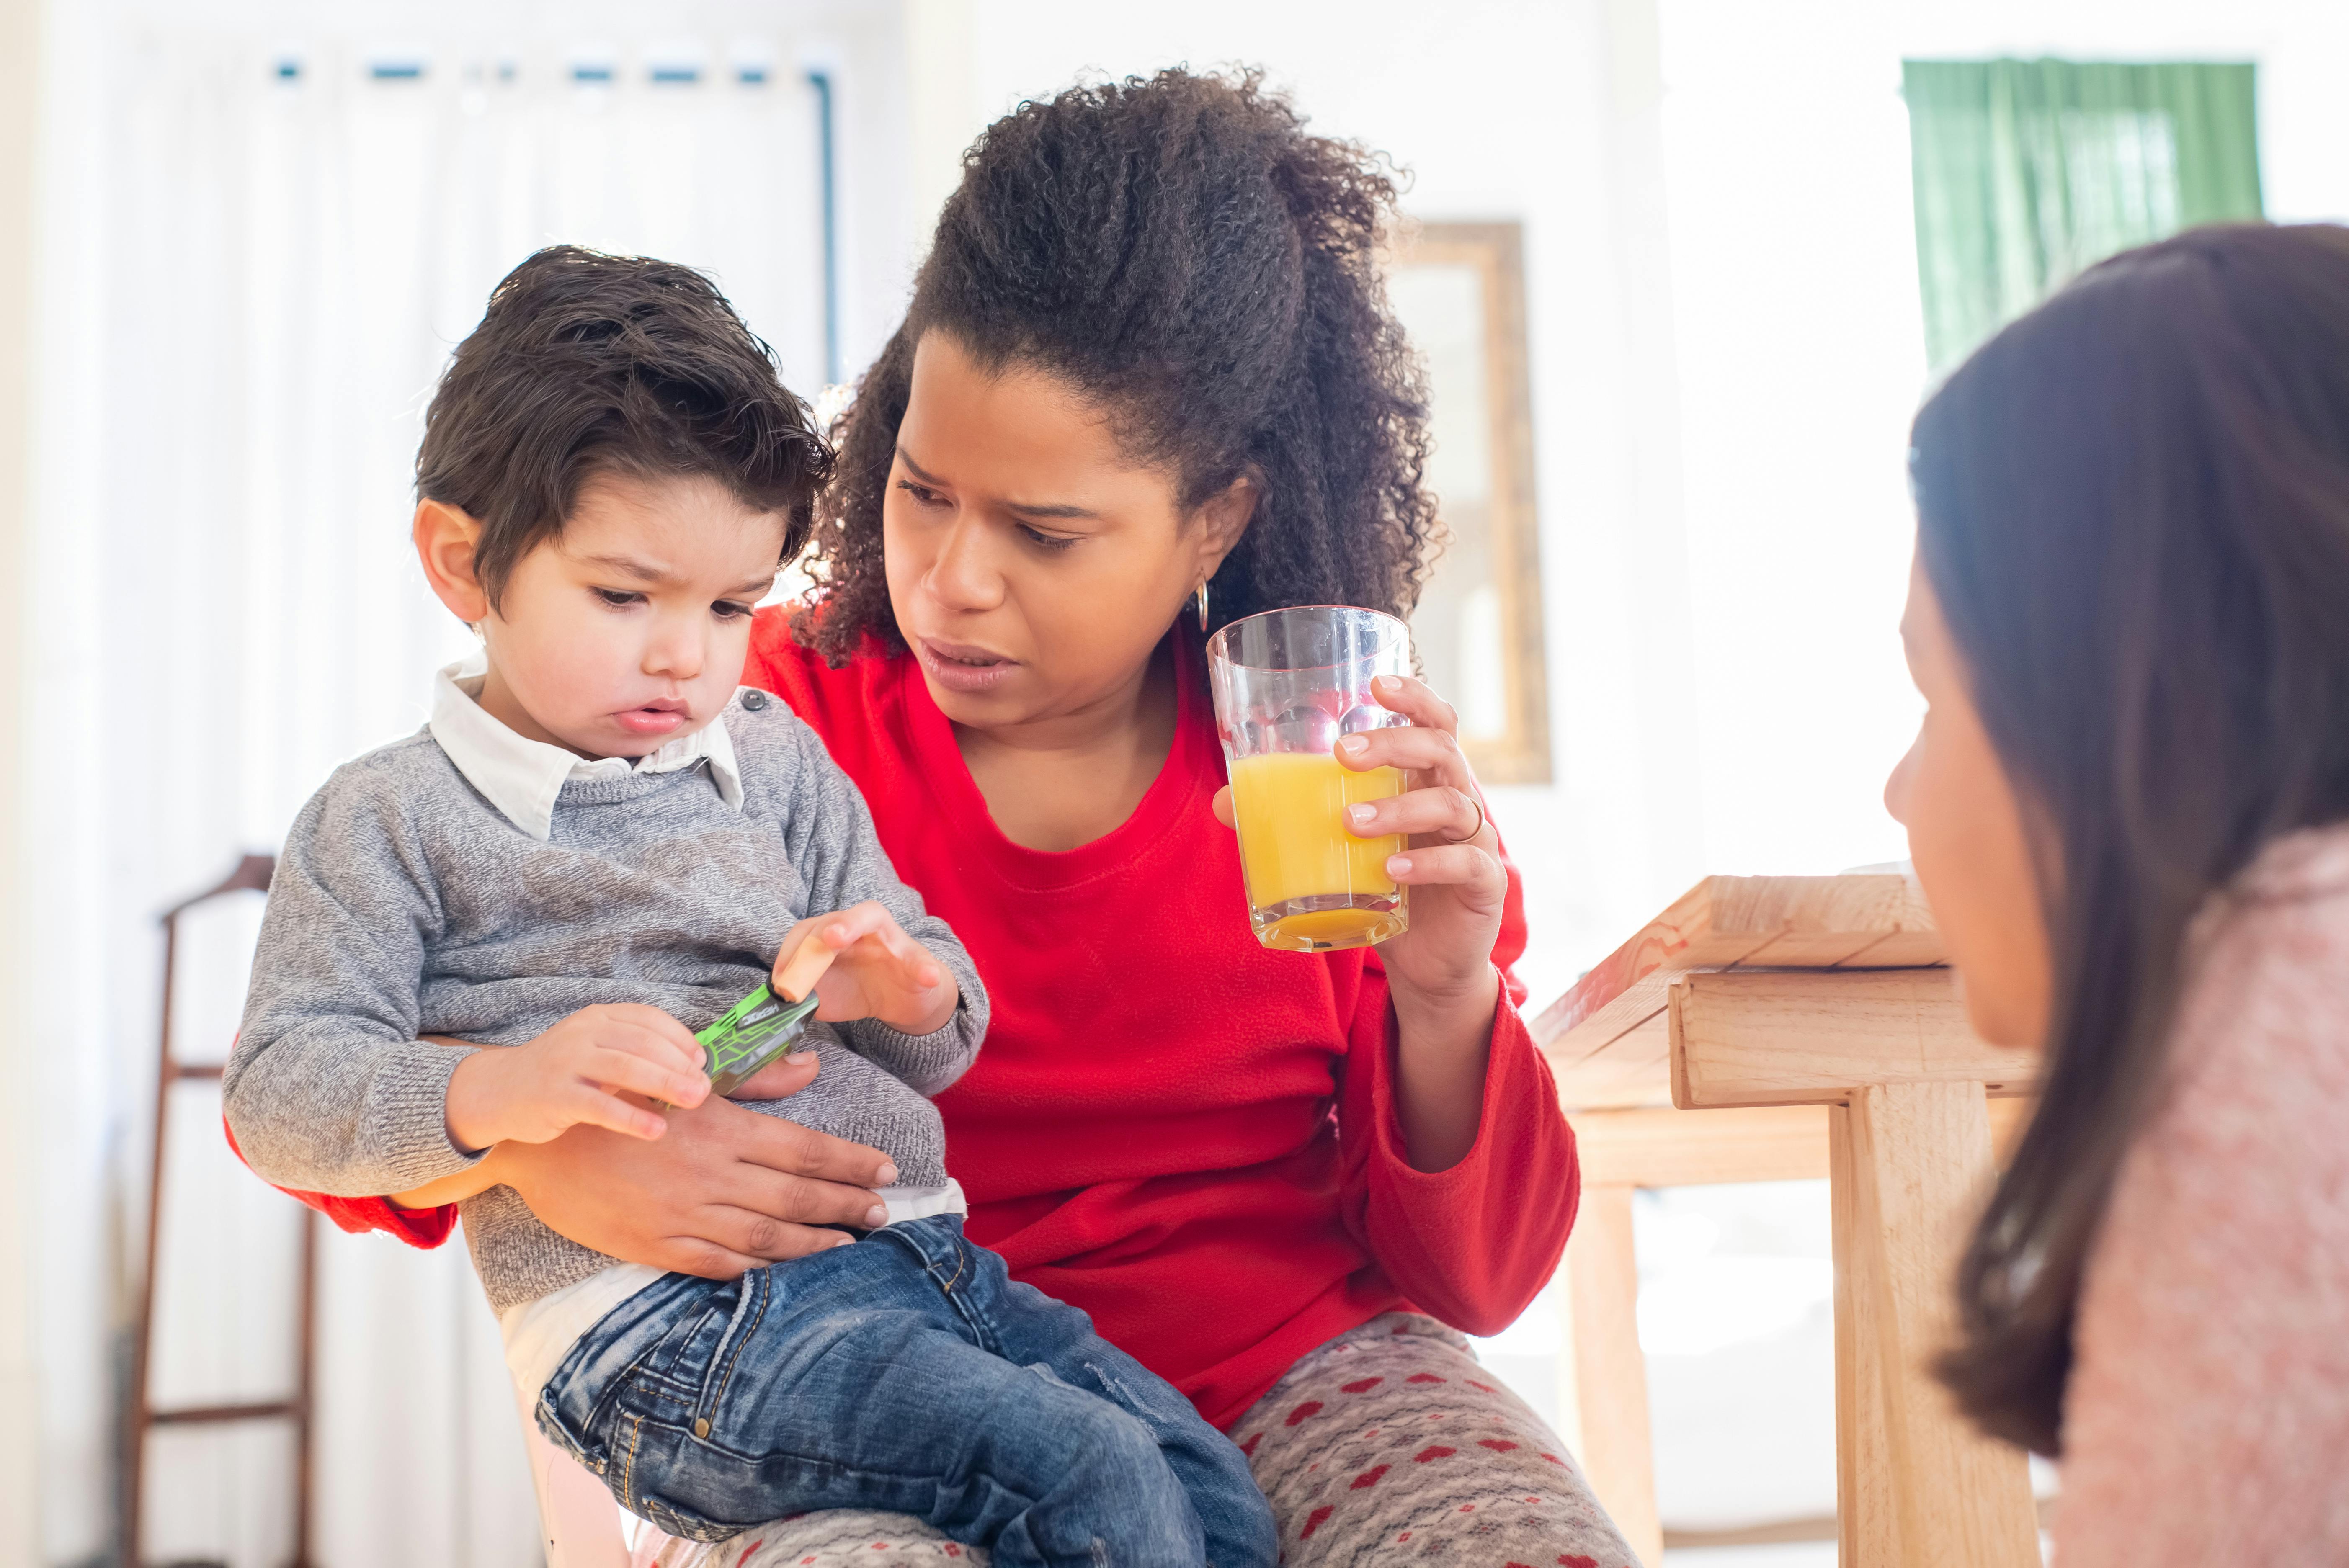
[[1228, 751, 1407, 950]]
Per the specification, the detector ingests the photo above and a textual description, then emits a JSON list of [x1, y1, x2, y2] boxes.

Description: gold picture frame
[[1388, 220, 1552, 785]]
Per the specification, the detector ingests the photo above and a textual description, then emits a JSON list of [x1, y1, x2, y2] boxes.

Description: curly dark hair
[[792, 68, 1440, 663], [419, 245, 833, 611]]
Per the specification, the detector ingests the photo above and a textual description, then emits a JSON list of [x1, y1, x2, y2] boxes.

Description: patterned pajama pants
[[635, 1313, 1638, 1568]]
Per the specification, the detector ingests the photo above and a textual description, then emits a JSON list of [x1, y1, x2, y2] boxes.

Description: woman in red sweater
[[313, 72, 1622, 1565]]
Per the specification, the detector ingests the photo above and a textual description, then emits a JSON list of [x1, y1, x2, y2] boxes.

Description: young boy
[[226, 247, 1274, 1566]]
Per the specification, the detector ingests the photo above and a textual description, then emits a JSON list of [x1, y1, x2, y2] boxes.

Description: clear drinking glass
[[1207, 605, 1413, 952]]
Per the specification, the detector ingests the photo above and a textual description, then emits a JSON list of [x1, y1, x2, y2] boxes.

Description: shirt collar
[[428, 652, 745, 841]]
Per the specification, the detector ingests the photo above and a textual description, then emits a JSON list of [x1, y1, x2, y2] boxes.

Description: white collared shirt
[[427, 652, 745, 841]]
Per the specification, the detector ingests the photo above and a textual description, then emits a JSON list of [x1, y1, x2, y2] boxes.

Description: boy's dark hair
[[796, 68, 1439, 662], [418, 245, 832, 609]]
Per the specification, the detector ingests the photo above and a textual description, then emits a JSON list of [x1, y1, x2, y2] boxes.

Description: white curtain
[[25, 8, 837, 1564]]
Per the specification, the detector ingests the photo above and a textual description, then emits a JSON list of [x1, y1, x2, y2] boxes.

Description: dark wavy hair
[[418, 245, 832, 610], [1918, 223, 2349, 1455], [792, 68, 1439, 662]]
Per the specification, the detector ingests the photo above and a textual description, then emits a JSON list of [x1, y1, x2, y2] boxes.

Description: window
[[1903, 59, 2263, 368]]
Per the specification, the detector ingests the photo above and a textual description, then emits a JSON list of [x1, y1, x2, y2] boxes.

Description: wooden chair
[[1535, 874, 2040, 1568], [125, 855, 317, 1568]]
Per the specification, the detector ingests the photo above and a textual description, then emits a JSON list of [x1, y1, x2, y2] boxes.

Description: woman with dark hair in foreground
[[1889, 222, 2349, 1561], [307, 70, 1635, 1565]]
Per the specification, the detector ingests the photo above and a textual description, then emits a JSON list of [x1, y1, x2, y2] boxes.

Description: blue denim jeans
[[535, 1215, 1276, 1568]]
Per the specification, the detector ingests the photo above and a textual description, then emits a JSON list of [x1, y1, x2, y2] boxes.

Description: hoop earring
[[1195, 581, 1211, 632]]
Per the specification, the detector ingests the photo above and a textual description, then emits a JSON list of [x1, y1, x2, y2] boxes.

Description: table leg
[[1830, 1081, 2038, 1567], [1566, 1183, 1663, 1567]]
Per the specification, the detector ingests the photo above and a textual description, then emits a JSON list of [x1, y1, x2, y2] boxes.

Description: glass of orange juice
[[1207, 605, 1413, 952]]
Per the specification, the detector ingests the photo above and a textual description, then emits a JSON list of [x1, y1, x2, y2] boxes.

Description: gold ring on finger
[[1440, 791, 1487, 846]]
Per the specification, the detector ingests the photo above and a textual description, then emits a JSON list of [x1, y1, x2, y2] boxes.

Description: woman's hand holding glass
[[1213, 670, 1503, 1006], [1331, 674, 1506, 1003], [1213, 669, 1502, 1172]]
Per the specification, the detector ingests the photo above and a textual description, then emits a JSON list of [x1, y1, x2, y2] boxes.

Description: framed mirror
[[1387, 220, 1552, 785]]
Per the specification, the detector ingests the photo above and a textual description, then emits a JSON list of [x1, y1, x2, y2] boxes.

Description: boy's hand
[[774, 902, 959, 1038], [444, 1004, 710, 1153]]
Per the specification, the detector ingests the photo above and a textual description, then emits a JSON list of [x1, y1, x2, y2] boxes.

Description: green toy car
[[698, 984, 823, 1098]]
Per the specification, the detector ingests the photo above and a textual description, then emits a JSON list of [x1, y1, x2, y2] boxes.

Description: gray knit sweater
[[225, 692, 988, 1313]]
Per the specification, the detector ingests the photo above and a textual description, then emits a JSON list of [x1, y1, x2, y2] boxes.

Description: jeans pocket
[[686, 1264, 771, 1442], [606, 1411, 750, 1544], [542, 1283, 704, 1466]]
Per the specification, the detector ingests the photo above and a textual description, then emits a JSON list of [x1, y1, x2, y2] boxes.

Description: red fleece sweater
[[269, 614, 1580, 1428]]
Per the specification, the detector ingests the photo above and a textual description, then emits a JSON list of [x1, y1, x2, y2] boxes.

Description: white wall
[[0, 1, 46, 1564], [1656, 0, 2349, 947]]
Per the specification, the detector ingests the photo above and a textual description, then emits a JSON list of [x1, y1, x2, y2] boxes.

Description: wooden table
[[1532, 875, 2039, 1568]]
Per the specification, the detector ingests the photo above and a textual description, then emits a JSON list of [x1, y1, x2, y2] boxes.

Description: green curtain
[[1903, 59, 2264, 369]]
